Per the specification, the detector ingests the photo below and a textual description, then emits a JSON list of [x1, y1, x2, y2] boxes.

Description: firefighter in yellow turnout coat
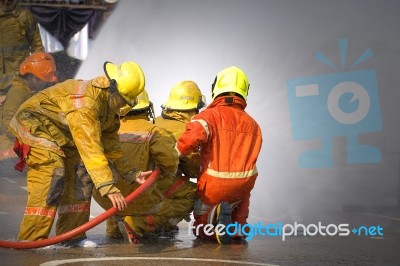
[[93, 89, 196, 241], [155, 80, 205, 181], [0, 52, 57, 160], [0, 0, 44, 90], [154, 80, 206, 223], [8, 61, 147, 245]]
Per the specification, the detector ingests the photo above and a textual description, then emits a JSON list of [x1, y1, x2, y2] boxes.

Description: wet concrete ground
[[1, 159, 400, 265]]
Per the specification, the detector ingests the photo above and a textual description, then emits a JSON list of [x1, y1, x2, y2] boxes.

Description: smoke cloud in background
[[78, 0, 400, 224]]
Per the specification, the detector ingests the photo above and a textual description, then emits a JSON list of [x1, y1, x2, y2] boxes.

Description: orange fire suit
[[8, 76, 126, 241], [0, 3, 44, 91], [176, 95, 262, 240], [0, 76, 33, 159]]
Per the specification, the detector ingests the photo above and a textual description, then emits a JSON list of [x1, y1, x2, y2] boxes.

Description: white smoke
[[78, 0, 400, 224]]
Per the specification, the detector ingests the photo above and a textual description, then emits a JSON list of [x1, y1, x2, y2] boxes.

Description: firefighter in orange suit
[[94, 89, 195, 243], [0, 52, 57, 160], [175, 66, 263, 244], [8, 61, 150, 247]]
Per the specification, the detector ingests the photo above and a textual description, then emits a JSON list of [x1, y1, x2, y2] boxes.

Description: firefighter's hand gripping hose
[[0, 167, 161, 249]]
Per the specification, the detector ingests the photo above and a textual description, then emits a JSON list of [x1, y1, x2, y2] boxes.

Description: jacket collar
[[91, 75, 110, 89], [122, 112, 148, 122], [161, 110, 196, 123], [208, 95, 247, 110]]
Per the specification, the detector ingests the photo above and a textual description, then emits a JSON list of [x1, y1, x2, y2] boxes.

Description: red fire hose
[[0, 168, 161, 249]]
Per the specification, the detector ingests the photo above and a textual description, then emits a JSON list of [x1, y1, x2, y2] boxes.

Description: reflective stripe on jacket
[[118, 113, 178, 178]]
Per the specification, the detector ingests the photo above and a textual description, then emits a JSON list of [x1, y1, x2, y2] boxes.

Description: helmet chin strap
[[211, 76, 217, 99], [109, 79, 117, 93], [103, 61, 118, 93], [149, 102, 156, 124]]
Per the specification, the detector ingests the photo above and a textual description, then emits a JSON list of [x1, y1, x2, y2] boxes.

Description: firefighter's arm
[[112, 155, 153, 185], [26, 11, 44, 52], [102, 121, 153, 184], [1, 86, 32, 136], [176, 119, 209, 156], [65, 107, 121, 194], [179, 152, 201, 179], [106, 192, 127, 211], [149, 128, 179, 178], [133, 171, 153, 184]]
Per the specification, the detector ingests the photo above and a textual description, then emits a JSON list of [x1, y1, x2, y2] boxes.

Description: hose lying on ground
[[0, 168, 161, 249]]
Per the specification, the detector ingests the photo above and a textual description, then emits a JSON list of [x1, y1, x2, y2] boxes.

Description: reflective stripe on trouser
[[18, 146, 92, 241], [18, 147, 64, 241], [56, 150, 92, 240]]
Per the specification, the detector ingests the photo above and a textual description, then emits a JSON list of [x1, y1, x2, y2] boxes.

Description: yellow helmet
[[104, 61, 145, 106], [132, 89, 151, 110], [211, 66, 249, 101], [120, 89, 155, 122], [162, 80, 205, 111]]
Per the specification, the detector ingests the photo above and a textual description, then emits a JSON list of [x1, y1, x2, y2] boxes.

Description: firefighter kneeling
[[92, 89, 196, 243]]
